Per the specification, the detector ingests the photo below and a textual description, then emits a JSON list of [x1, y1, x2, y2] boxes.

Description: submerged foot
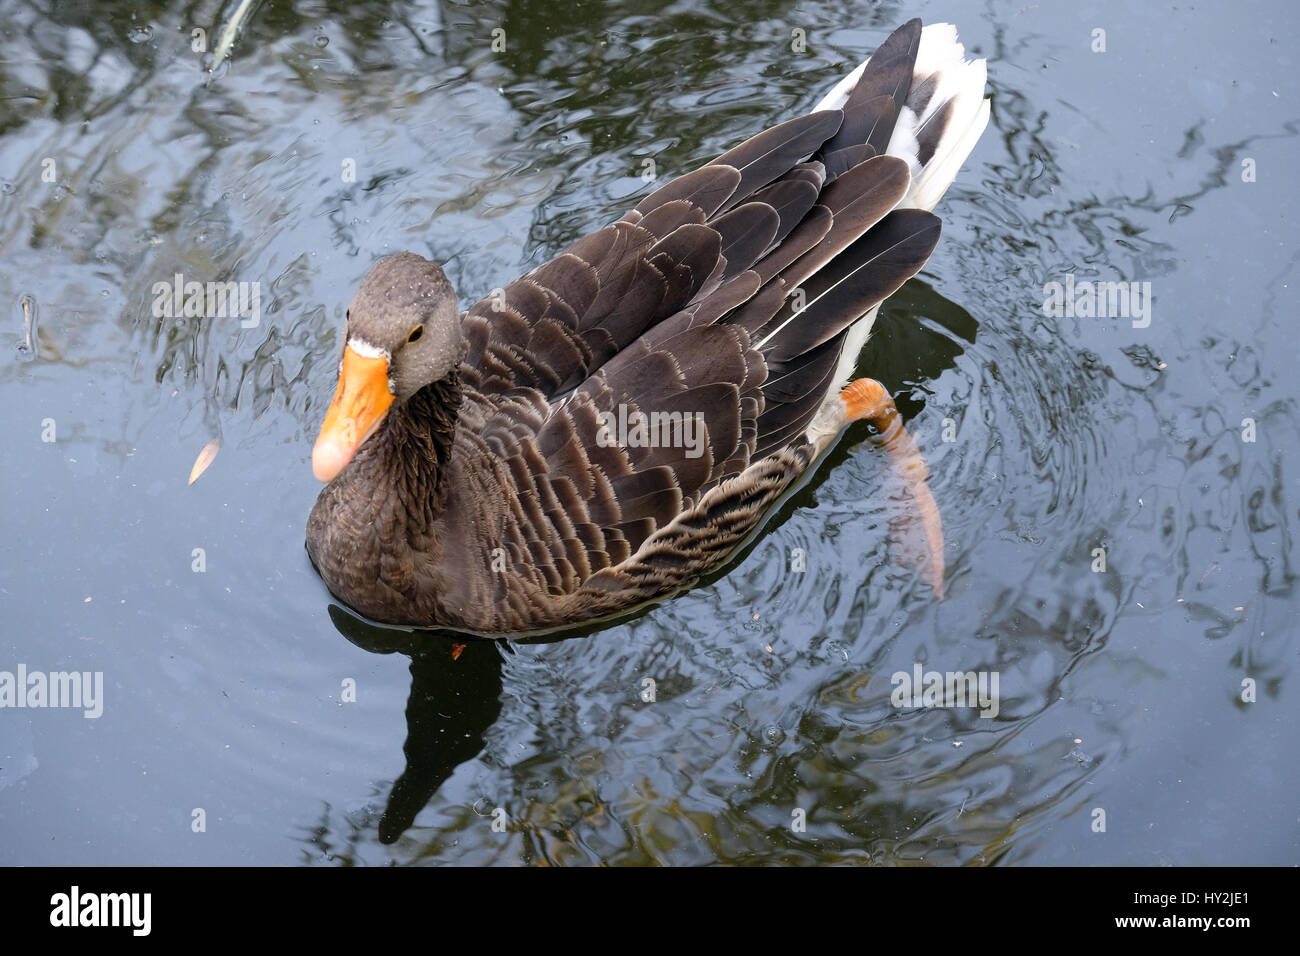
[[841, 378, 945, 598]]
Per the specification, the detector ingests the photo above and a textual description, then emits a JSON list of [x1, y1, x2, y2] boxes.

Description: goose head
[[311, 252, 463, 482]]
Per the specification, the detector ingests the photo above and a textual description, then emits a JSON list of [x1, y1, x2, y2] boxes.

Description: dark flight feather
[[307, 17, 986, 634]]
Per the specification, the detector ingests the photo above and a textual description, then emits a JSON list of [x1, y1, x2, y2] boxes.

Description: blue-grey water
[[1, 0, 1297, 864]]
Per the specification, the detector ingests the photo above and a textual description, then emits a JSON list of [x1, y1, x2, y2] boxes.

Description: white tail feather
[[812, 23, 990, 392], [816, 22, 990, 211]]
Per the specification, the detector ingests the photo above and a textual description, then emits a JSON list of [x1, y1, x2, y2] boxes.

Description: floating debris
[[17, 295, 36, 359], [188, 437, 221, 485], [209, 0, 261, 76]]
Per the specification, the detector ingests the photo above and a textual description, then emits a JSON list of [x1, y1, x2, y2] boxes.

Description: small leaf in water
[[209, 0, 259, 75], [189, 438, 221, 485], [17, 294, 37, 359], [451, 642, 466, 661]]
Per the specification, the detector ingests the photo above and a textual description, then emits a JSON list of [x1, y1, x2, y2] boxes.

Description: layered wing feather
[[452, 19, 981, 610]]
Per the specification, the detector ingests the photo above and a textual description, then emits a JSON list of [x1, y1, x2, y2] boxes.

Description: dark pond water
[[2, 0, 1297, 865]]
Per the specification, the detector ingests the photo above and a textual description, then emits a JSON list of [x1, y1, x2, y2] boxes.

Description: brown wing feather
[[453, 20, 946, 619]]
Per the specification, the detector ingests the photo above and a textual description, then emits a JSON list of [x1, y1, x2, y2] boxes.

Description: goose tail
[[814, 21, 990, 212]]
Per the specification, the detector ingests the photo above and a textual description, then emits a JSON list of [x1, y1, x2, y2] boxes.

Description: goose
[[306, 18, 990, 635]]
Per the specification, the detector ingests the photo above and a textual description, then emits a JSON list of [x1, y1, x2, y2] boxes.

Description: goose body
[[306, 19, 990, 635]]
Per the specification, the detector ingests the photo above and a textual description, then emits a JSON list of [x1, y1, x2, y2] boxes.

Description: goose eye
[[407, 325, 423, 343]]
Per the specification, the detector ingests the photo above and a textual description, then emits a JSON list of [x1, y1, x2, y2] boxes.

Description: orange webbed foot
[[841, 378, 945, 598]]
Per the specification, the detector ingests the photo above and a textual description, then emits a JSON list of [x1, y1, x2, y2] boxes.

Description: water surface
[[1, 0, 1297, 864]]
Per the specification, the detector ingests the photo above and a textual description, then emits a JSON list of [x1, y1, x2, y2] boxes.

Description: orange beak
[[312, 346, 394, 482]]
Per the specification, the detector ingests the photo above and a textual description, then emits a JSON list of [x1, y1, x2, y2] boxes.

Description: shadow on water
[[328, 606, 506, 845]]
